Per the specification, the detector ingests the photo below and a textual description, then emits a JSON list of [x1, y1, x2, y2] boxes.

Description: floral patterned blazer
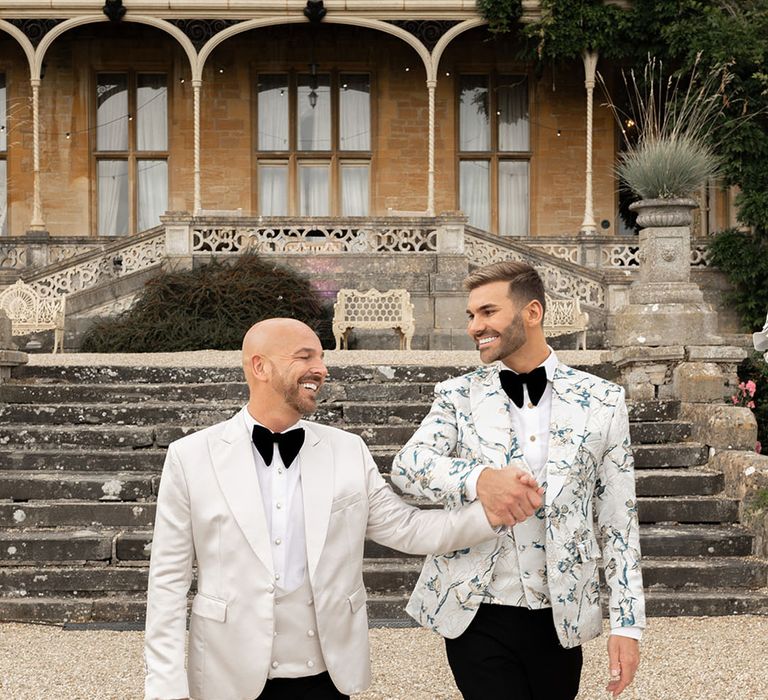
[[391, 361, 646, 648]]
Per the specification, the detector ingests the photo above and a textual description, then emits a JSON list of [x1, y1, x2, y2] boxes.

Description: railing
[[188, 217, 442, 254], [515, 235, 711, 269], [22, 226, 165, 298], [464, 227, 607, 309], [0, 237, 114, 272]]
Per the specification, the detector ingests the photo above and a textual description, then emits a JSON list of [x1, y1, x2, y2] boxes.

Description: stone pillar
[[162, 213, 194, 271], [0, 309, 28, 383], [613, 198, 721, 347], [24, 229, 50, 269], [579, 51, 598, 235]]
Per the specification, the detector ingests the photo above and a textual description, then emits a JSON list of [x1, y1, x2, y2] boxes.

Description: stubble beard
[[485, 312, 526, 363]]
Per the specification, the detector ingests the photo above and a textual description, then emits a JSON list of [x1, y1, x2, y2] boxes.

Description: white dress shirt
[[241, 406, 307, 593], [465, 350, 642, 640]]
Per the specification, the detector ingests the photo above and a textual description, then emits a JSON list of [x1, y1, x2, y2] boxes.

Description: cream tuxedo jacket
[[144, 414, 496, 700], [391, 361, 646, 648]]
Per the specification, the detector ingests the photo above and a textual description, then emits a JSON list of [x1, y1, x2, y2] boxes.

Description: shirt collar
[[497, 346, 558, 382], [240, 405, 302, 435]]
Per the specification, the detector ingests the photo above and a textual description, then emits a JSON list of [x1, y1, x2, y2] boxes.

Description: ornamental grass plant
[[600, 54, 728, 200]]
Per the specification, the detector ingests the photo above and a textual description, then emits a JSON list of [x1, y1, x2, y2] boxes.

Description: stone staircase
[[0, 361, 767, 624]]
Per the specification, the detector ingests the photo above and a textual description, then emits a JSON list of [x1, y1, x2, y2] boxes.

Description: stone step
[[627, 421, 691, 444], [0, 449, 167, 472], [0, 530, 113, 564], [631, 443, 708, 469], [0, 465, 711, 503], [634, 469, 723, 496], [0, 472, 157, 502], [639, 496, 739, 523], [3, 587, 768, 624], [0, 502, 155, 528], [2, 556, 764, 599]]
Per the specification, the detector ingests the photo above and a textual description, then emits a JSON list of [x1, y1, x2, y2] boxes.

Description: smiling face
[[243, 318, 329, 426], [466, 280, 531, 364]]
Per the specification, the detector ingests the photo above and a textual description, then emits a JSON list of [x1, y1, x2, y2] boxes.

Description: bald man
[[144, 319, 520, 700]]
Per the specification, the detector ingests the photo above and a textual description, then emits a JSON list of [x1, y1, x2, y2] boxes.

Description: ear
[[524, 299, 544, 326], [250, 353, 270, 381]]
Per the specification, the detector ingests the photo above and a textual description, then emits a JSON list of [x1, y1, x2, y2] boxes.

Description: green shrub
[[707, 228, 768, 332], [737, 352, 768, 454], [80, 255, 333, 352]]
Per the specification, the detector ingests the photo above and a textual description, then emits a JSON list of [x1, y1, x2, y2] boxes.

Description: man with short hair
[[144, 317, 530, 700], [392, 261, 645, 699]]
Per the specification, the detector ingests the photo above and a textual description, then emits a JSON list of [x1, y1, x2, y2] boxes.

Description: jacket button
[[271, 661, 279, 669], [307, 629, 315, 637], [267, 585, 274, 594]]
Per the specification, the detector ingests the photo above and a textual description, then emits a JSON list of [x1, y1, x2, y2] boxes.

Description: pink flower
[[746, 380, 757, 397], [739, 381, 746, 391], [748, 401, 756, 409], [732, 395, 739, 404]]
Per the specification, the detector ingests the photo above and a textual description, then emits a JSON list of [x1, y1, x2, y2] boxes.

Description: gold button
[[528, 402, 534, 409], [530, 435, 536, 442]]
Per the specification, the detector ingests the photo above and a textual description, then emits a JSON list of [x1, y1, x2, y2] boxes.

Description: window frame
[[90, 68, 171, 236], [456, 70, 532, 236], [253, 67, 374, 217]]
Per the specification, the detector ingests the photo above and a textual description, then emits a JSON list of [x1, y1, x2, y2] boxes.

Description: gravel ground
[[25, 349, 610, 368], [0, 617, 766, 700]]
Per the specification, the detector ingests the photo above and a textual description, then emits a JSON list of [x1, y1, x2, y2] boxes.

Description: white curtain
[[460, 160, 490, 231], [96, 74, 128, 151], [258, 75, 289, 151], [137, 74, 168, 151], [137, 159, 168, 231], [297, 74, 331, 151], [339, 75, 370, 151], [98, 160, 129, 235], [341, 163, 369, 216], [499, 161, 528, 236], [259, 164, 288, 215], [459, 76, 490, 152], [498, 77, 529, 152], [299, 163, 329, 216]]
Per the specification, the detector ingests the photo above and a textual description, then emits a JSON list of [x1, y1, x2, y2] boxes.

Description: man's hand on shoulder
[[476, 466, 544, 527], [607, 635, 640, 697]]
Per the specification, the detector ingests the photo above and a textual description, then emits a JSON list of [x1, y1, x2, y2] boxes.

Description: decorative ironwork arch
[[7, 19, 65, 49], [169, 19, 242, 52]]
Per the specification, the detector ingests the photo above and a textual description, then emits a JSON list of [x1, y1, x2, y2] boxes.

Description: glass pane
[[0, 160, 6, 235], [459, 75, 490, 152], [341, 163, 369, 216], [0, 74, 6, 151], [259, 164, 288, 216], [498, 76, 529, 152], [297, 73, 331, 151], [137, 159, 168, 231], [258, 75, 289, 151], [499, 161, 529, 236], [137, 74, 168, 151], [298, 163, 329, 216], [97, 73, 128, 151], [460, 160, 490, 231], [98, 160, 129, 236], [339, 74, 370, 151]]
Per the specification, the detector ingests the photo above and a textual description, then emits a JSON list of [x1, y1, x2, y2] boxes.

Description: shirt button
[[275, 538, 282, 545], [267, 584, 275, 593], [276, 503, 282, 509], [307, 599, 314, 606], [528, 402, 534, 409], [529, 435, 536, 442], [275, 573, 281, 580], [307, 660, 315, 668], [307, 630, 315, 637], [272, 661, 279, 669], [278, 468, 283, 474]]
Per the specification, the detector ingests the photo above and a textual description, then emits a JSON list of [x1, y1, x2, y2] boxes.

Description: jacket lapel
[[299, 423, 334, 581], [470, 363, 526, 470], [545, 364, 589, 504], [209, 415, 273, 575]]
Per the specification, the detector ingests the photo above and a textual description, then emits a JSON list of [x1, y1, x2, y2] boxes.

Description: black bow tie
[[251, 425, 305, 467], [499, 366, 548, 409]]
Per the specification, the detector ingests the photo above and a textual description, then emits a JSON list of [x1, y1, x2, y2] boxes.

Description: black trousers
[[257, 671, 348, 700], [444, 604, 583, 700]]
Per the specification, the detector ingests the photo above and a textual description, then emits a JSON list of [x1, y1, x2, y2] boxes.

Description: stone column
[[579, 51, 598, 235], [426, 78, 437, 216], [162, 213, 194, 272], [29, 78, 46, 232], [192, 79, 202, 215]]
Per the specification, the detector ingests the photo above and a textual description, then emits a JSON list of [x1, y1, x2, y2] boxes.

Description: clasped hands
[[477, 465, 544, 528]]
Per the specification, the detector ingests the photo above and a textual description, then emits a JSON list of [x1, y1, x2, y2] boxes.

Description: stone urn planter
[[629, 197, 698, 228]]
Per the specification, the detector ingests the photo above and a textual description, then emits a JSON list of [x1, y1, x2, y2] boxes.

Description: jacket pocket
[[191, 592, 227, 622], [347, 585, 367, 614], [331, 491, 363, 513]]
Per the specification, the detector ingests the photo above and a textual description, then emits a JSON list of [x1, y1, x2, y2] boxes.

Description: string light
[[65, 132, 71, 139], [557, 129, 562, 137]]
